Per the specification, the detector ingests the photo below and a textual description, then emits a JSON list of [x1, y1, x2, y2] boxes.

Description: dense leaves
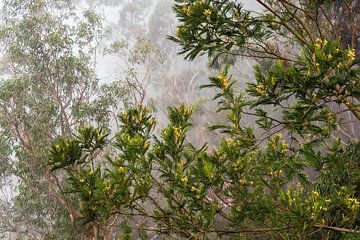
[[3, 0, 360, 239]]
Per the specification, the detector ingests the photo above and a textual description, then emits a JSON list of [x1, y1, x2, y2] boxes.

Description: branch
[[314, 224, 360, 233]]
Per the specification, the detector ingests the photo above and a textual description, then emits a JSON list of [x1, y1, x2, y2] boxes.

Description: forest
[[0, 0, 359, 239]]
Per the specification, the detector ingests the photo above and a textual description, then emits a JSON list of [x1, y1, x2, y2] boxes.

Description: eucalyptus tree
[[0, 0, 129, 239]]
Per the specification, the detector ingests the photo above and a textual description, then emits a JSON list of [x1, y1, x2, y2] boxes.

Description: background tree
[[0, 0, 129, 239]]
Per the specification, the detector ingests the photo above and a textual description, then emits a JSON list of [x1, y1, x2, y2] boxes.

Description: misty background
[[0, 0, 260, 239]]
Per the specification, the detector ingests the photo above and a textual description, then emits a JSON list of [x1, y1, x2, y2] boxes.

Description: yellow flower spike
[[255, 84, 266, 95], [314, 38, 323, 48], [275, 133, 283, 139], [347, 48, 355, 61], [182, 3, 188, 14], [181, 175, 188, 184], [217, 72, 228, 89], [186, 7, 192, 17], [204, 9, 212, 18], [185, 108, 193, 115], [239, 178, 247, 185], [313, 191, 320, 198], [335, 48, 340, 53], [281, 142, 289, 153], [144, 142, 150, 149], [80, 178, 85, 183], [225, 138, 233, 145], [234, 11, 241, 19], [274, 170, 282, 178], [344, 98, 351, 105], [191, 186, 198, 192], [327, 54, 332, 60], [174, 126, 182, 142], [118, 166, 125, 173], [123, 112, 128, 121]]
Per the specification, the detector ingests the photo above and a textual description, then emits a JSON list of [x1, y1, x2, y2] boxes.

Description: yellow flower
[[118, 166, 125, 173], [313, 191, 320, 198], [186, 8, 192, 16], [204, 9, 212, 18], [123, 111, 128, 119], [239, 178, 247, 185], [281, 142, 289, 153], [185, 108, 193, 115], [191, 186, 198, 192], [174, 126, 182, 142], [182, 3, 188, 13], [314, 38, 322, 48], [312, 53, 316, 62], [79, 178, 85, 183], [138, 113, 143, 122], [255, 84, 266, 95], [275, 133, 283, 139], [217, 72, 228, 89], [225, 138, 233, 145], [182, 3, 192, 16], [176, 27, 182, 37], [273, 170, 282, 178], [346, 197, 360, 211], [181, 175, 188, 183], [347, 48, 355, 61], [233, 11, 241, 19]]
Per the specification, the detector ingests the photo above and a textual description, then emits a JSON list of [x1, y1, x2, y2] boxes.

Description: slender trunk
[[93, 224, 99, 240]]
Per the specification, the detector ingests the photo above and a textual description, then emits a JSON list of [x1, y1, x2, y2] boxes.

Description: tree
[[0, 0, 129, 239], [48, 0, 360, 239]]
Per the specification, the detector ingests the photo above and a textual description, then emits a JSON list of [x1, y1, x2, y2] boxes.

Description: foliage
[[7, 0, 360, 239], [0, 0, 130, 239]]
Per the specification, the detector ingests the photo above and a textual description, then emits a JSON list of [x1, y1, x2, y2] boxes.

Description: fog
[[1, 0, 358, 239]]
